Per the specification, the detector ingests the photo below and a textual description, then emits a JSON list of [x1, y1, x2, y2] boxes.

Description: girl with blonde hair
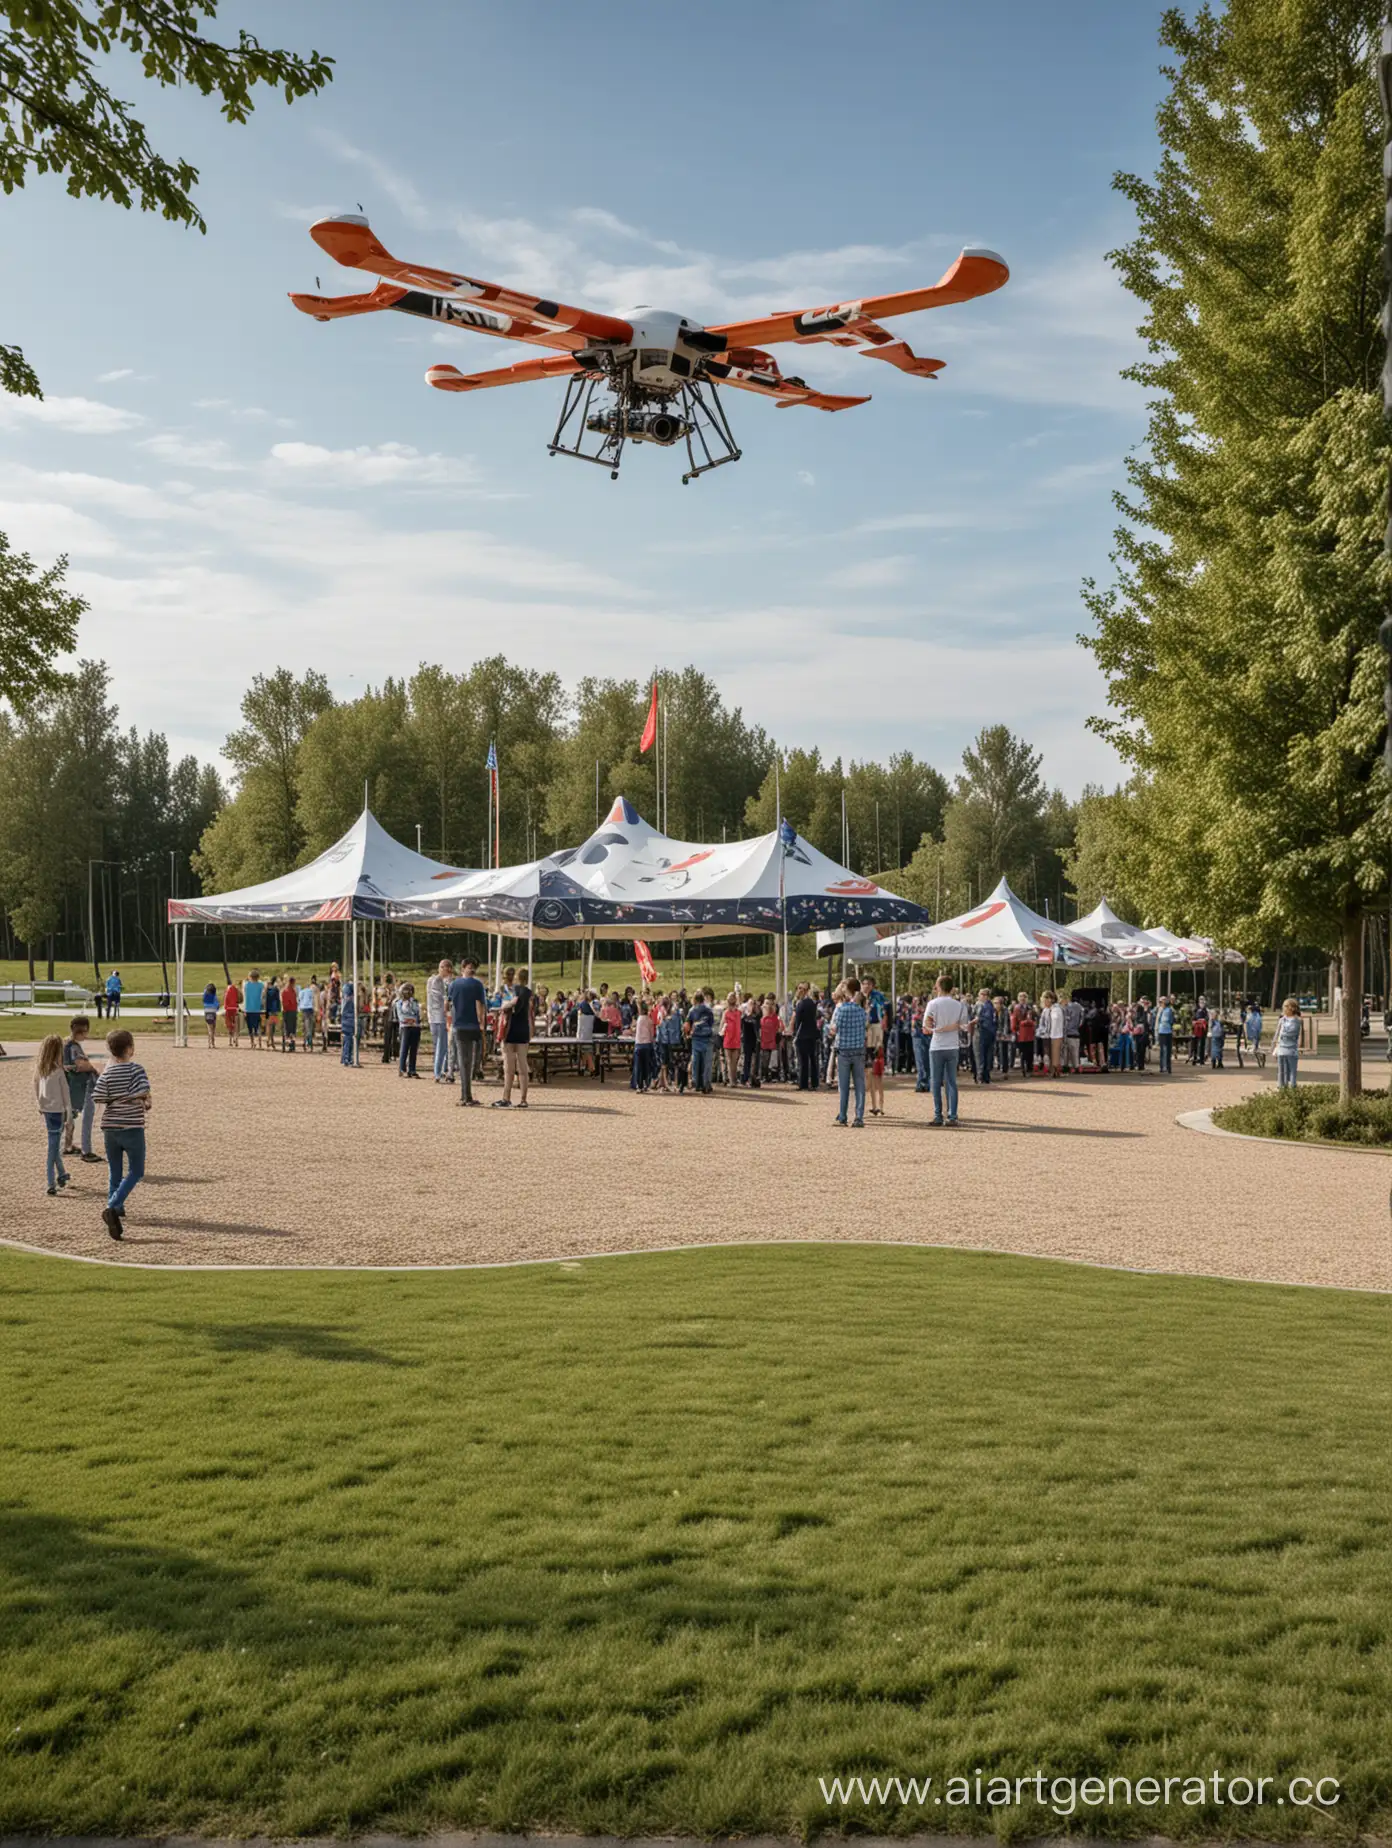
[[34, 1034, 71, 1196]]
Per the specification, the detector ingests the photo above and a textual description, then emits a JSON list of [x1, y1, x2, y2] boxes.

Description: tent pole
[[891, 939, 897, 1019], [352, 918, 360, 1066], [174, 924, 183, 1046], [680, 927, 686, 992], [527, 915, 533, 983]]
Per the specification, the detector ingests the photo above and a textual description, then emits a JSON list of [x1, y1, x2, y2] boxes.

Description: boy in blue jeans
[[91, 1028, 151, 1240]]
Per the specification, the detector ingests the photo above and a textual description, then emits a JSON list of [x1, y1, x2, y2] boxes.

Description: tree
[[930, 726, 1055, 906], [1085, 0, 1388, 1098], [296, 679, 414, 852], [0, 532, 86, 707], [0, 660, 118, 974], [1, 0, 332, 396], [545, 677, 656, 845]]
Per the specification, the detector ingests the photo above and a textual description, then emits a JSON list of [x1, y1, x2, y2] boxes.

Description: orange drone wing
[[426, 354, 583, 393], [290, 214, 634, 353], [706, 248, 1008, 374], [709, 361, 870, 412]]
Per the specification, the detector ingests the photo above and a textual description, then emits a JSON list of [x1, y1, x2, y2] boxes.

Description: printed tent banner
[[548, 798, 929, 940], [875, 877, 1114, 966], [1071, 899, 1189, 966], [389, 852, 661, 937], [168, 808, 468, 925], [1140, 924, 1246, 968]]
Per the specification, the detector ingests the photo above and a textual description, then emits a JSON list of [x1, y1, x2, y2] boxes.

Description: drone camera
[[585, 408, 691, 446]]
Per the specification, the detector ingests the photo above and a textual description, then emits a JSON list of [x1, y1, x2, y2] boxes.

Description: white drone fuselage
[[613, 308, 710, 391]]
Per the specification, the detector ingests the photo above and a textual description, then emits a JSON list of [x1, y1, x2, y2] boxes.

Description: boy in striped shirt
[[91, 1028, 152, 1240]]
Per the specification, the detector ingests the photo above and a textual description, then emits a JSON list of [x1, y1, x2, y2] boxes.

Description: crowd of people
[[27, 969, 1312, 1226], [182, 961, 1301, 1102]]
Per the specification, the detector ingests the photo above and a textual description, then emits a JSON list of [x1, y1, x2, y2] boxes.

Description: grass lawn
[[1, 1244, 1387, 1840]]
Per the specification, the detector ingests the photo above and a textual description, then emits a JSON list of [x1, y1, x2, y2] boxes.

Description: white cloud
[[0, 499, 126, 558], [139, 432, 241, 470], [828, 554, 915, 590], [0, 394, 145, 434], [195, 398, 290, 426], [267, 440, 482, 488], [97, 367, 135, 383], [796, 469, 816, 488]]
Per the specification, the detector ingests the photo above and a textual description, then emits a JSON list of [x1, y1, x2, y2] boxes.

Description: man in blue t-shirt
[[447, 959, 487, 1106], [242, 970, 265, 1047], [685, 988, 716, 1094]]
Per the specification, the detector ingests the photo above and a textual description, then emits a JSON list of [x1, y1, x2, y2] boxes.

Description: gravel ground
[[1, 1040, 1388, 1291]]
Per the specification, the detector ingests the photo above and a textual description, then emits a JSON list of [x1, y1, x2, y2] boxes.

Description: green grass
[[1215, 1084, 1392, 1149], [2, 1244, 1388, 1840]]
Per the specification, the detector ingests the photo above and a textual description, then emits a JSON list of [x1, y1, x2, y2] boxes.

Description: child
[[1273, 998, 1302, 1088], [1209, 1012, 1226, 1069], [223, 976, 241, 1048], [34, 1034, 71, 1196], [91, 1027, 151, 1238], [759, 999, 780, 1082], [62, 1015, 102, 1162], [867, 1036, 886, 1117], [281, 973, 299, 1051], [242, 968, 264, 1048], [630, 999, 655, 1091], [264, 974, 282, 1051], [202, 980, 219, 1048]]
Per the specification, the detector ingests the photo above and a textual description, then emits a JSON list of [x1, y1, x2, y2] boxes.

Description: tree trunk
[[46, 935, 55, 982], [1338, 911, 1363, 1103], [220, 926, 232, 987], [26, 942, 35, 982], [1268, 948, 1280, 1010]]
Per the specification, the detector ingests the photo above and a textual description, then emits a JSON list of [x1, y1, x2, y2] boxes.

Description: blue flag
[[485, 741, 497, 772], [778, 817, 797, 851]]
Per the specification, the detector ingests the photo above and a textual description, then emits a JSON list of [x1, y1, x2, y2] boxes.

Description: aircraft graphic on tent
[[877, 878, 1113, 966], [167, 808, 467, 925], [547, 798, 926, 938]]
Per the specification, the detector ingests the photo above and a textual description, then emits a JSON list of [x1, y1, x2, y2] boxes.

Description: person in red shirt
[[722, 994, 742, 1086], [759, 998, 780, 1082], [223, 980, 241, 1049], [1011, 992, 1036, 1077]]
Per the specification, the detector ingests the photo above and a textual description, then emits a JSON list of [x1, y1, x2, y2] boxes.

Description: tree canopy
[[1083, 0, 1389, 1096], [0, 532, 86, 707]]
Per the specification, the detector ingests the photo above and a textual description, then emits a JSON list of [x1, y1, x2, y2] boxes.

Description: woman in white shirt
[[1039, 990, 1065, 1077]]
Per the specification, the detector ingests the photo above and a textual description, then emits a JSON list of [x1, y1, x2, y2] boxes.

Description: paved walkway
[[0, 1042, 1386, 1290]]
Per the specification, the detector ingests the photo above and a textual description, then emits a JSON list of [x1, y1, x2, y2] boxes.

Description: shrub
[[1214, 1084, 1392, 1148]]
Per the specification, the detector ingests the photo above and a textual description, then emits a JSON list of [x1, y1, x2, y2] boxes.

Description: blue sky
[[0, 0, 1170, 794]]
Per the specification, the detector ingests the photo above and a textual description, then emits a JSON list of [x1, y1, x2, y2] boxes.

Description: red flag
[[634, 940, 657, 986], [639, 678, 658, 754]]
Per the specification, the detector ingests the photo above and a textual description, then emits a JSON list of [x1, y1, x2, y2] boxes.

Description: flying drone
[[289, 215, 1009, 482]]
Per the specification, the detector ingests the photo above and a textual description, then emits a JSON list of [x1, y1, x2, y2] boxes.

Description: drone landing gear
[[547, 369, 741, 483], [679, 379, 741, 485]]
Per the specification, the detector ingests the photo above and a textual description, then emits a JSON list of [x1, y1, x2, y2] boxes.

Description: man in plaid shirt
[[829, 977, 868, 1128]]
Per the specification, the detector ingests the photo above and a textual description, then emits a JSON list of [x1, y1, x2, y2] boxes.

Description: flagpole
[[776, 755, 786, 1006]]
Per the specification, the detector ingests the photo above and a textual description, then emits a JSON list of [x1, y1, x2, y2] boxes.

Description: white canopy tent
[[876, 878, 1113, 969], [545, 798, 928, 994], [396, 798, 927, 995], [1071, 900, 1188, 966], [167, 808, 470, 1054]]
